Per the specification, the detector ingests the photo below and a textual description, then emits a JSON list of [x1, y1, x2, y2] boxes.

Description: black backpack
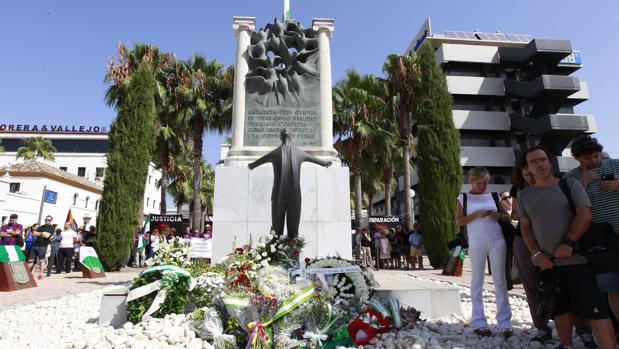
[[558, 178, 619, 274]]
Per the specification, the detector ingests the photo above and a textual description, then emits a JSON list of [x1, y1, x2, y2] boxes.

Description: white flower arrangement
[[307, 258, 373, 306], [147, 237, 193, 268]]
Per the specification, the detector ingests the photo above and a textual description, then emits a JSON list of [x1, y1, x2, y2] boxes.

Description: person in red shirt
[[0, 214, 23, 245]]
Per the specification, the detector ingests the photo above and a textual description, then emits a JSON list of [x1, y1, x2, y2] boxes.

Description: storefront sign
[[0, 124, 107, 133], [559, 51, 582, 66]]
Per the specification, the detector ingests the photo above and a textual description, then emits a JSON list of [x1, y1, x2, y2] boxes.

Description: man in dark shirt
[[82, 226, 96, 246], [0, 214, 23, 245], [29, 215, 54, 280]]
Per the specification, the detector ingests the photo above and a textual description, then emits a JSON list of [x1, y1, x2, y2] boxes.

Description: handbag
[[559, 178, 619, 274]]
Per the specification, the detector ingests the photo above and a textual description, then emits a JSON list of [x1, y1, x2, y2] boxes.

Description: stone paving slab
[[0, 267, 143, 312], [375, 256, 527, 298]]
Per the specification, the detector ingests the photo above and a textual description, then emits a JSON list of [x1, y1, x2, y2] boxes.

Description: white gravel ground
[[0, 275, 601, 349]]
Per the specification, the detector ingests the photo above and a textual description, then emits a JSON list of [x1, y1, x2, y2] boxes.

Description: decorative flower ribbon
[[289, 260, 361, 295], [126, 264, 195, 321], [367, 297, 402, 329], [303, 303, 342, 346], [347, 308, 390, 346], [245, 286, 315, 349]]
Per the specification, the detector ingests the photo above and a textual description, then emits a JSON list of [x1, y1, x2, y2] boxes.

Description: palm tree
[[333, 70, 387, 228], [105, 43, 183, 216], [167, 146, 193, 215], [174, 55, 233, 232], [16, 137, 57, 161], [383, 52, 422, 232], [198, 162, 215, 232]]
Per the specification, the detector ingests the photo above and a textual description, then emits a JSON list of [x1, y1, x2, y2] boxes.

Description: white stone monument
[[212, 16, 352, 262]]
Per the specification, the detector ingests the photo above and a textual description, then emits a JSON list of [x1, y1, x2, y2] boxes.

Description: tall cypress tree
[[96, 62, 157, 271], [416, 43, 462, 268]]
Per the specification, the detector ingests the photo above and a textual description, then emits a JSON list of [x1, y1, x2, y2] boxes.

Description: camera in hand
[[602, 173, 616, 181], [536, 279, 561, 322]]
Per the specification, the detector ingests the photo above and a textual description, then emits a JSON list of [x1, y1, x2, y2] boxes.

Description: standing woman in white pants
[[456, 167, 513, 338]]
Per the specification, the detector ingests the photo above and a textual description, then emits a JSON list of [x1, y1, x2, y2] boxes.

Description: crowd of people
[[128, 225, 212, 268], [457, 136, 619, 348], [0, 214, 96, 279], [353, 223, 425, 270]]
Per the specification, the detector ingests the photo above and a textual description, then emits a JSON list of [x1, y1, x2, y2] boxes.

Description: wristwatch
[[561, 237, 576, 248]]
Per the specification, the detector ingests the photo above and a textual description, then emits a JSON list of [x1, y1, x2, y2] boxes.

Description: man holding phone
[[564, 136, 619, 326]]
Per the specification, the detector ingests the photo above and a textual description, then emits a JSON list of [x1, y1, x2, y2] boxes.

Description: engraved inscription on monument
[[243, 18, 321, 147], [245, 107, 320, 146]]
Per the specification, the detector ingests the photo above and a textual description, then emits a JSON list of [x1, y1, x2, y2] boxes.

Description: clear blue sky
[[1, 0, 618, 164]]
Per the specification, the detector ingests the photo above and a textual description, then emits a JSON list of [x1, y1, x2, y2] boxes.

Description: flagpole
[[283, 0, 290, 21]]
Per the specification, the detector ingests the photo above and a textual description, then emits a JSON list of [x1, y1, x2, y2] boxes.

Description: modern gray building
[[372, 18, 595, 216]]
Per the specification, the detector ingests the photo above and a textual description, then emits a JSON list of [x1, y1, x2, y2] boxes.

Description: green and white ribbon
[[222, 296, 250, 308], [367, 297, 402, 329], [0, 245, 25, 262], [246, 286, 315, 349], [126, 264, 195, 320], [79, 246, 104, 272]]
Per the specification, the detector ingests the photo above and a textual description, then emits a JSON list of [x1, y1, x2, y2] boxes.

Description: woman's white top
[[150, 235, 161, 251], [59, 229, 78, 248], [457, 192, 503, 241]]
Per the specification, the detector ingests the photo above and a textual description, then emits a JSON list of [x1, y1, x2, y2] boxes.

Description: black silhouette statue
[[248, 129, 331, 238]]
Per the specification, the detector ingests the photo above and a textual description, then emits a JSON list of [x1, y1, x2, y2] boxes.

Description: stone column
[[230, 17, 256, 149], [312, 18, 335, 151]]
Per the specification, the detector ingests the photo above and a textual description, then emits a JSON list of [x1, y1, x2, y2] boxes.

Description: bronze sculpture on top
[[248, 129, 331, 238]]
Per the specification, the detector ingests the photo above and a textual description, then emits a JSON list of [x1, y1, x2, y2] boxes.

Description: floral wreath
[[306, 257, 375, 306]]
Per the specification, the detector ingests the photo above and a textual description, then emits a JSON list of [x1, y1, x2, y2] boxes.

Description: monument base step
[[99, 286, 128, 327], [373, 270, 461, 320]]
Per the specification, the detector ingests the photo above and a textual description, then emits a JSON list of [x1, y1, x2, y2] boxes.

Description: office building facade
[[372, 19, 595, 215]]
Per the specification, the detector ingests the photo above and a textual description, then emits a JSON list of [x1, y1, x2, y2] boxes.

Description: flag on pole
[[284, 0, 290, 21], [79, 246, 104, 273], [0, 245, 26, 262], [143, 213, 151, 233], [65, 209, 78, 231], [139, 214, 151, 253]]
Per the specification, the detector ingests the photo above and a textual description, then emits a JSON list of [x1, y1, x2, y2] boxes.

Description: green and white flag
[[0, 245, 26, 262], [284, 0, 290, 20], [139, 214, 151, 252], [79, 246, 104, 273]]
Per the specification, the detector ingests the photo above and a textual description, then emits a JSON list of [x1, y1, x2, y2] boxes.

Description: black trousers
[[47, 247, 59, 276], [58, 248, 74, 273]]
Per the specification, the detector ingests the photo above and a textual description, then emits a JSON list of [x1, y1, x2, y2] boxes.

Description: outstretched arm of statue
[[248, 151, 273, 170], [304, 153, 332, 168]]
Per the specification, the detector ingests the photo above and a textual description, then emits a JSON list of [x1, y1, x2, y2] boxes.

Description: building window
[[153, 200, 156, 209], [59, 167, 68, 172], [77, 167, 86, 177], [95, 200, 99, 210], [73, 193, 78, 205], [9, 183, 20, 193], [95, 167, 105, 179], [148, 175, 152, 184], [85, 196, 90, 208], [146, 198, 150, 207]]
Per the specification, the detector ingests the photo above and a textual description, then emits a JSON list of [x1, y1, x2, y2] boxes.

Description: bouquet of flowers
[[188, 307, 237, 349], [246, 294, 281, 349], [191, 272, 226, 308], [225, 245, 258, 294], [253, 232, 305, 269], [146, 237, 193, 268]]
